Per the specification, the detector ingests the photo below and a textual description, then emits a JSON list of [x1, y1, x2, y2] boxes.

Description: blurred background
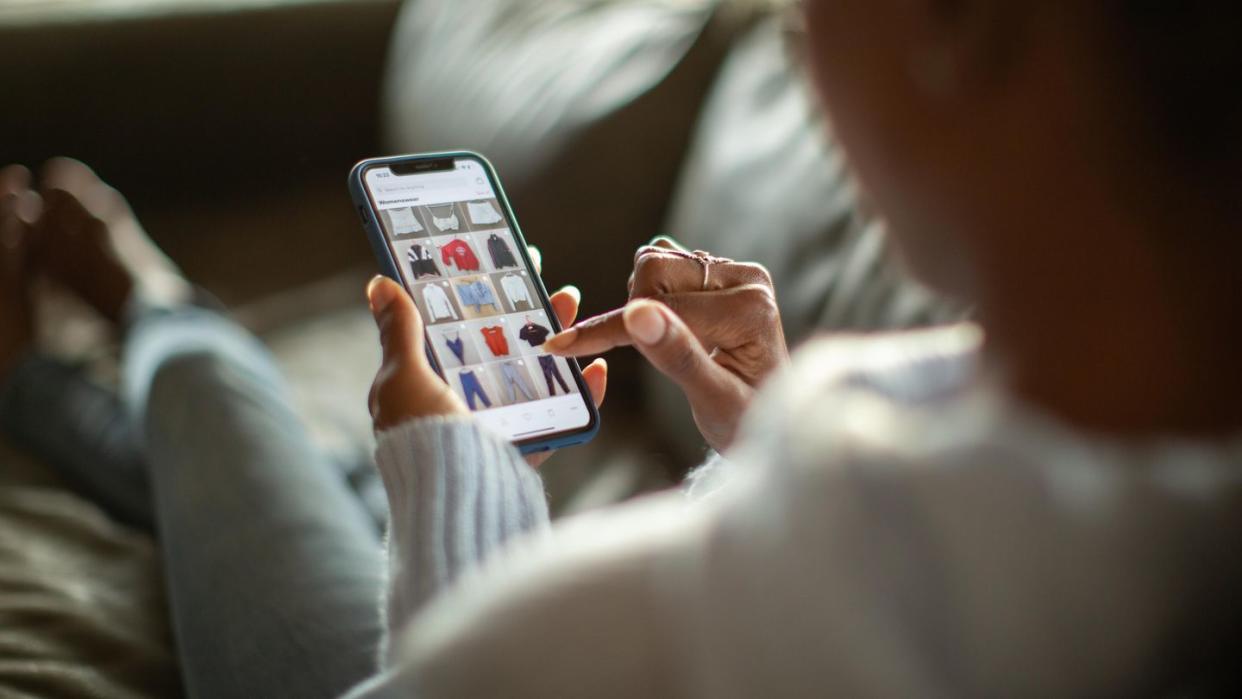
[[1, 1, 960, 695]]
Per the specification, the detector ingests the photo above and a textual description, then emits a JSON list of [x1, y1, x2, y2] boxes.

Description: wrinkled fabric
[[0, 443, 182, 699], [352, 326, 1242, 698], [384, 0, 718, 180]]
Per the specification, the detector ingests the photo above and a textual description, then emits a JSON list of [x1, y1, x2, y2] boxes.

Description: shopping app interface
[[365, 159, 591, 441]]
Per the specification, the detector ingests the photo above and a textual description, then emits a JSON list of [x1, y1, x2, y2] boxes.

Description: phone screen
[[361, 156, 594, 444]]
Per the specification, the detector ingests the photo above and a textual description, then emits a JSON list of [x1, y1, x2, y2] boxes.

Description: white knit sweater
[[347, 324, 1242, 697]]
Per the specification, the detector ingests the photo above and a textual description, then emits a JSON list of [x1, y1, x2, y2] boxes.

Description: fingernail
[[367, 276, 396, 313], [559, 285, 581, 303], [624, 302, 666, 345], [544, 327, 577, 351]]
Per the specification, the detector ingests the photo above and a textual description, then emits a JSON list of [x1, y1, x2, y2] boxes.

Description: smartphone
[[348, 151, 600, 454]]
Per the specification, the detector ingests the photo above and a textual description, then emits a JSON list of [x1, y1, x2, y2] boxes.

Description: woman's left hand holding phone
[[366, 246, 608, 468]]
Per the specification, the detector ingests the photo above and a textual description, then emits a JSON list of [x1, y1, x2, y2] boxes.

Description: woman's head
[[799, 0, 1242, 298]]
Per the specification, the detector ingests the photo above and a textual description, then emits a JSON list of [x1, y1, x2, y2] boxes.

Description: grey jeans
[[0, 306, 385, 699]]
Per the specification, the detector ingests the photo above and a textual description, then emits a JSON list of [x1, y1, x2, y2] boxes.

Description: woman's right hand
[[544, 237, 788, 451]]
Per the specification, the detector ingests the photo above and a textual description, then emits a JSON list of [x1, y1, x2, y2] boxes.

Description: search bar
[[377, 176, 471, 195]]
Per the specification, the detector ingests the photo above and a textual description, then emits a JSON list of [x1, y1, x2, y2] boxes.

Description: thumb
[[368, 276, 427, 368], [624, 299, 735, 406]]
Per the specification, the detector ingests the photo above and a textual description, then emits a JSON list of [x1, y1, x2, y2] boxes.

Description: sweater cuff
[[373, 417, 550, 644], [683, 450, 736, 502]]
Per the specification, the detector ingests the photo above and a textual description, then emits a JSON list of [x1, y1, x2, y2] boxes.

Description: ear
[[910, 0, 1028, 97]]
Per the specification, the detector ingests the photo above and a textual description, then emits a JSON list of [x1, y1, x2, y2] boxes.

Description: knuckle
[[735, 284, 765, 304], [633, 252, 659, 276], [739, 284, 779, 319], [632, 255, 665, 292], [754, 299, 780, 327], [739, 282, 776, 303], [737, 262, 775, 287], [376, 360, 404, 389], [370, 362, 410, 415], [636, 237, 681, 259], [42, 188, 69, 207], [635, 253, 694, 295], [633, 245, 664, 264], [376, 309, 397, 342], [368, 380, 381, 419]]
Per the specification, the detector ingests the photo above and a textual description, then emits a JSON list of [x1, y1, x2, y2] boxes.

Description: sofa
[[380, 0, 960, 462]]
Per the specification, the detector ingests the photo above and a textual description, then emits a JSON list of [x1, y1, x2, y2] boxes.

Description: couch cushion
[[381, 0, 765, 320], [385, 0, 720, 182], [0, 443, 182, 699]]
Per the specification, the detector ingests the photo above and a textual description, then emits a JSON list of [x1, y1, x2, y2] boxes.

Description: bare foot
[[0, 165, 37, 375], [34, 158, 192, 323]]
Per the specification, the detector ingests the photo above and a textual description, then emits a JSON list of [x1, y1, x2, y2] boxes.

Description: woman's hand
[[367, 246, 607, 468], [544, 237, 787, 451]]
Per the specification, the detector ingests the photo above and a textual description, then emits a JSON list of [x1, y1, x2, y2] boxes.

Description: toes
[[0, 198, 22, 247], [0, 197, 35, 281], [39, 189, 102, 247], [1, 189, 42, 230], [42, 187, 95, 222], [41, 157, 122, 222], [37, 188, 115, 265], [0, 165, 32, 198], [41, 157, 95, 191], [0, 166, 40, 224]]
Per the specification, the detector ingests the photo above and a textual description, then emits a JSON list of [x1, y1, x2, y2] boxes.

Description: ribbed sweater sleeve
[[372, 417, 550, 664]]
